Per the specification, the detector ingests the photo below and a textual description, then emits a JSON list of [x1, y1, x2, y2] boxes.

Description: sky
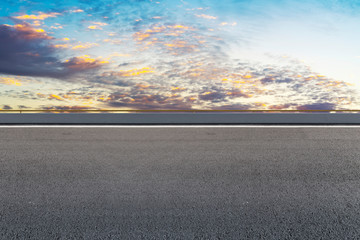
[[0, 0, 359, 110]]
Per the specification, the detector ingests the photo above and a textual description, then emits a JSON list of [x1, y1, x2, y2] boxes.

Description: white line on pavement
[[0, 125, 360, 128]]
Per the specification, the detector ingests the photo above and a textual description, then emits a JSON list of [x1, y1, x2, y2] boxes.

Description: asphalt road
[[1, 127, 360, 239]]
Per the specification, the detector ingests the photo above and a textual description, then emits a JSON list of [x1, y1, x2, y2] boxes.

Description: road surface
[[1, 127, 360, 239]]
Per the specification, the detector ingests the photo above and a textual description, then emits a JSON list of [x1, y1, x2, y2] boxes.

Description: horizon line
[[1, 109, 360, 113]]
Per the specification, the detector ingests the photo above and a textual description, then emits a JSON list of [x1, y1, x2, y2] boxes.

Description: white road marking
[[0, 125, 360, 128]]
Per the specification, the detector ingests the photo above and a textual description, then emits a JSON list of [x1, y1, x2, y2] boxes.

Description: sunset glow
[[0, 0, 359, 110]]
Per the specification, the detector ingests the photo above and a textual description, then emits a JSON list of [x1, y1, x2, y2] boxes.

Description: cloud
[[18, 105, 31, 109], [10, 23, 53, 39], [41, 105, 94, 110], [1, 105, 13, 110], [86, 21, 109, 30], [225, 90, 252, 98], [0, 77, 22, 86], [296, 103, 336, 110], [131, 24, 204, 56], [14, 12, 61, 20], [53, 42, 99, 50], [195, 14, 217, 20], [212, 104, 251, 110], [63, 55, 109, 70], [1, 0, 358, 110], [268, 104, 295, 110], [0, 23, 65, 78], [107, 92, 193, 110], [90, 21, 108, 26], [88, 25, 103, 30], [199, 91, 226, 101], [0, 24, 108, 78], [48, 94, 64, 101], [94, 53, 358, 110], [71, 43, 99, 50], [107, 67, 155, 77], [69, 9, 84, 13]]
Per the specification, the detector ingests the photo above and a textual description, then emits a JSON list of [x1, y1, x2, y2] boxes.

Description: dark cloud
[[226, 90, 252, 98], [1, 1, 357, 111], [63, 56, 108, 71], [41, 105, 94, 110], [260, 77, 275, 84], [90, 54, 357, 110], [297, 103, 336, 110], [268, 104, 295, 110], [2, 105, 13, 110], [199, 91, 226, 101], [108, 101, 192, 110], [0, 23, 106, 79], [18, 105, 30, 109], [107, 91, 193, 110], [118, 62, 132, 67], [0, 23, 66, 78], [276, 78, 293, 84], [212, 104, 251, 110]]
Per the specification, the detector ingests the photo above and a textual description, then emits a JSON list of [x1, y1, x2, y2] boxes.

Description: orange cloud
[[195, 14, 217, 20], [134, 32, 151, 41], [53, 44, 71, 48], [32, 20, 42, 26], [0, 77, 22, 86], [70, 9, 84, 13], [88, 25, 102, 30], [136, 83, 150, 88], [133, 24, 194, 42], [50, 25, 63, 29], [171, 87, 187, 92], [113, 67, 155, 77], [133, 25, 198, 53], [48, 94, 63, 101], [52, 42, 99, 50], [36, 93, 46, 98], [14, 12, 60, 20], [103, 39, 122, 45], [164, 40, 196, 51], [220, 22, 237, 26], [87, 22, 107, 30], [72, 43, 99, 50], [90, 22, 108, 26], [12, 23, 53, 39], [242, 74, 253, 79], [64, 55, 109, 70], [170, 25, 189, 29]]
